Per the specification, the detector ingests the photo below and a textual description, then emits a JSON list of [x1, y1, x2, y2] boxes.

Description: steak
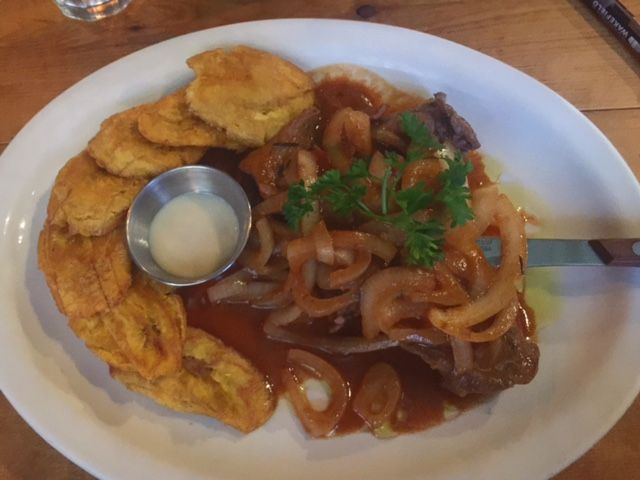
[[401, 326, 539, 396], [374, 92, 481, 153]]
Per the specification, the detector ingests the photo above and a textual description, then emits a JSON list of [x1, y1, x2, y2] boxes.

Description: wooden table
[[1, 1, 638, 478]]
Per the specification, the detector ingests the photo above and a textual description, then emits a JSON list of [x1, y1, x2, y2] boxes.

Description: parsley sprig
[[283, 112, 474, 267], [401, 111, 444, 158]]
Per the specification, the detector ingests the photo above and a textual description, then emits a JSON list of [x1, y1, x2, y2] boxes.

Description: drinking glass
[[53, 0, 133, 21]]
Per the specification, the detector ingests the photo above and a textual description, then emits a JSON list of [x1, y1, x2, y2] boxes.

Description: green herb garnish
[[400, 112, 444, 151], [438, 152, 474, 227], [283, 182, 315, 226], [283, 112, 474, 267]]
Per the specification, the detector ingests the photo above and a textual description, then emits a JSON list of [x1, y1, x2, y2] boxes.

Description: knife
[[477, 238, 640, 267]]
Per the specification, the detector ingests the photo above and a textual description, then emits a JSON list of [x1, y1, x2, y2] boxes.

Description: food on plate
[[137, 89, 244, 150], [111, 327, 275, 433], [88, 106, 206, 178], [352, 362, 402, 434], [205, 63, 538, 437], [38, 223, 131, 319], [239, 107, 322, 198], [311, 64, 425, 116], [401, 320, 539, 396], [99, 272, 186, 380], [282, 349, 349, 437], [186, 46, 315, 147], [69, 315, 133, 371], [38, 46, 539, 438], [47, 151, 146, 236]]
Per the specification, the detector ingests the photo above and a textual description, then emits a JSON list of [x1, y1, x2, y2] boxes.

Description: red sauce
[[200, 148, 262, 205], [187, 85, 537, 437], [180, 283, 482, 434], [315, 77, 383, 122]]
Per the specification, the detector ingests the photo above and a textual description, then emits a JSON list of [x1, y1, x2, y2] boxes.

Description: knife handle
[[589, 239, 640, 266]]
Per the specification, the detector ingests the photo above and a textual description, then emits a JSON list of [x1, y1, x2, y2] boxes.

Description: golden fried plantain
[[38, 223, 131, 319], [111, 327, 275, 433], [47, 151, 146, 236], [69, 315, 133, 370], [185, 46, 315, 147], [137, 89, 245, 150], [88, 105, 206, 178], [99, 272, 186, 380]]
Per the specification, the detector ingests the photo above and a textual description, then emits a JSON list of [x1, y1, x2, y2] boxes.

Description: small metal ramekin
[[126, 165, 251, 287]]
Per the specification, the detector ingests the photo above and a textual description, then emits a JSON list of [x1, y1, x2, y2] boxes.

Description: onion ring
[[360, 267, 435, 339], [451, 338, 473, 373], [353, 363, 402, 431], [207, 270, 254, 303], [238, 217, 274, 271], [430, 195, 525, 330], [282, 349, 349, 437], [254, 192, 288, 217], [329, 249, 372, 289], [266, 304, 304, 326], [313, 221, 334, 265], [436, 295, 519, 342]]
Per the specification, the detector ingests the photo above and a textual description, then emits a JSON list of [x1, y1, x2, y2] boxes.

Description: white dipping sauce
[[149, 192, 239, 278]]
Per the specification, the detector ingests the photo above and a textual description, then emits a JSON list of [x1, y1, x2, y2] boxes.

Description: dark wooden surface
[[1, 1, 639, 479]]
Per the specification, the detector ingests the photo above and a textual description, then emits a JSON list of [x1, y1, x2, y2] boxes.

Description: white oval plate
[[1, 19, 639, 480]]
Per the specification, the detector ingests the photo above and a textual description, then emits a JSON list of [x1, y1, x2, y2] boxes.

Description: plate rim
[[1, 18, 639, 480]]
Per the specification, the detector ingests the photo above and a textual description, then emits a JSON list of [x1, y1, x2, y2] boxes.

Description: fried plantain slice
[[99, 272, 186, 380], [112, 327, 275, 433], [137, 89, 245, 150], [88, 105, 206, 178], [47, 151, 146, 236], [38, 223, 132, 319], [69, 315, 133, 370], [185, 46, 315, 147]]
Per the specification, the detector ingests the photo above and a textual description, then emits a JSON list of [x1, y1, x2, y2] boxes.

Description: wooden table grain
[[1, 1, 638, 479]]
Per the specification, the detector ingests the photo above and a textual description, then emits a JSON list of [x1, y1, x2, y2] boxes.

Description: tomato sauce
[[182, 79, 537, 436], [315, 77, 383, 121], [180, 282, 487, 435]]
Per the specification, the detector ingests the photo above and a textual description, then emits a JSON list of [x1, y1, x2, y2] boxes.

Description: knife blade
[[477, 238, 640, 268]]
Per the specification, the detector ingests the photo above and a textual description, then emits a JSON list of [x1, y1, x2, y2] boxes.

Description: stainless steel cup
[[126, 166, 252, 288]]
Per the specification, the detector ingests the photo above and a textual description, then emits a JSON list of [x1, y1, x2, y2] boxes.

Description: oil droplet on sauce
[[149, 192, 239, 278]]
